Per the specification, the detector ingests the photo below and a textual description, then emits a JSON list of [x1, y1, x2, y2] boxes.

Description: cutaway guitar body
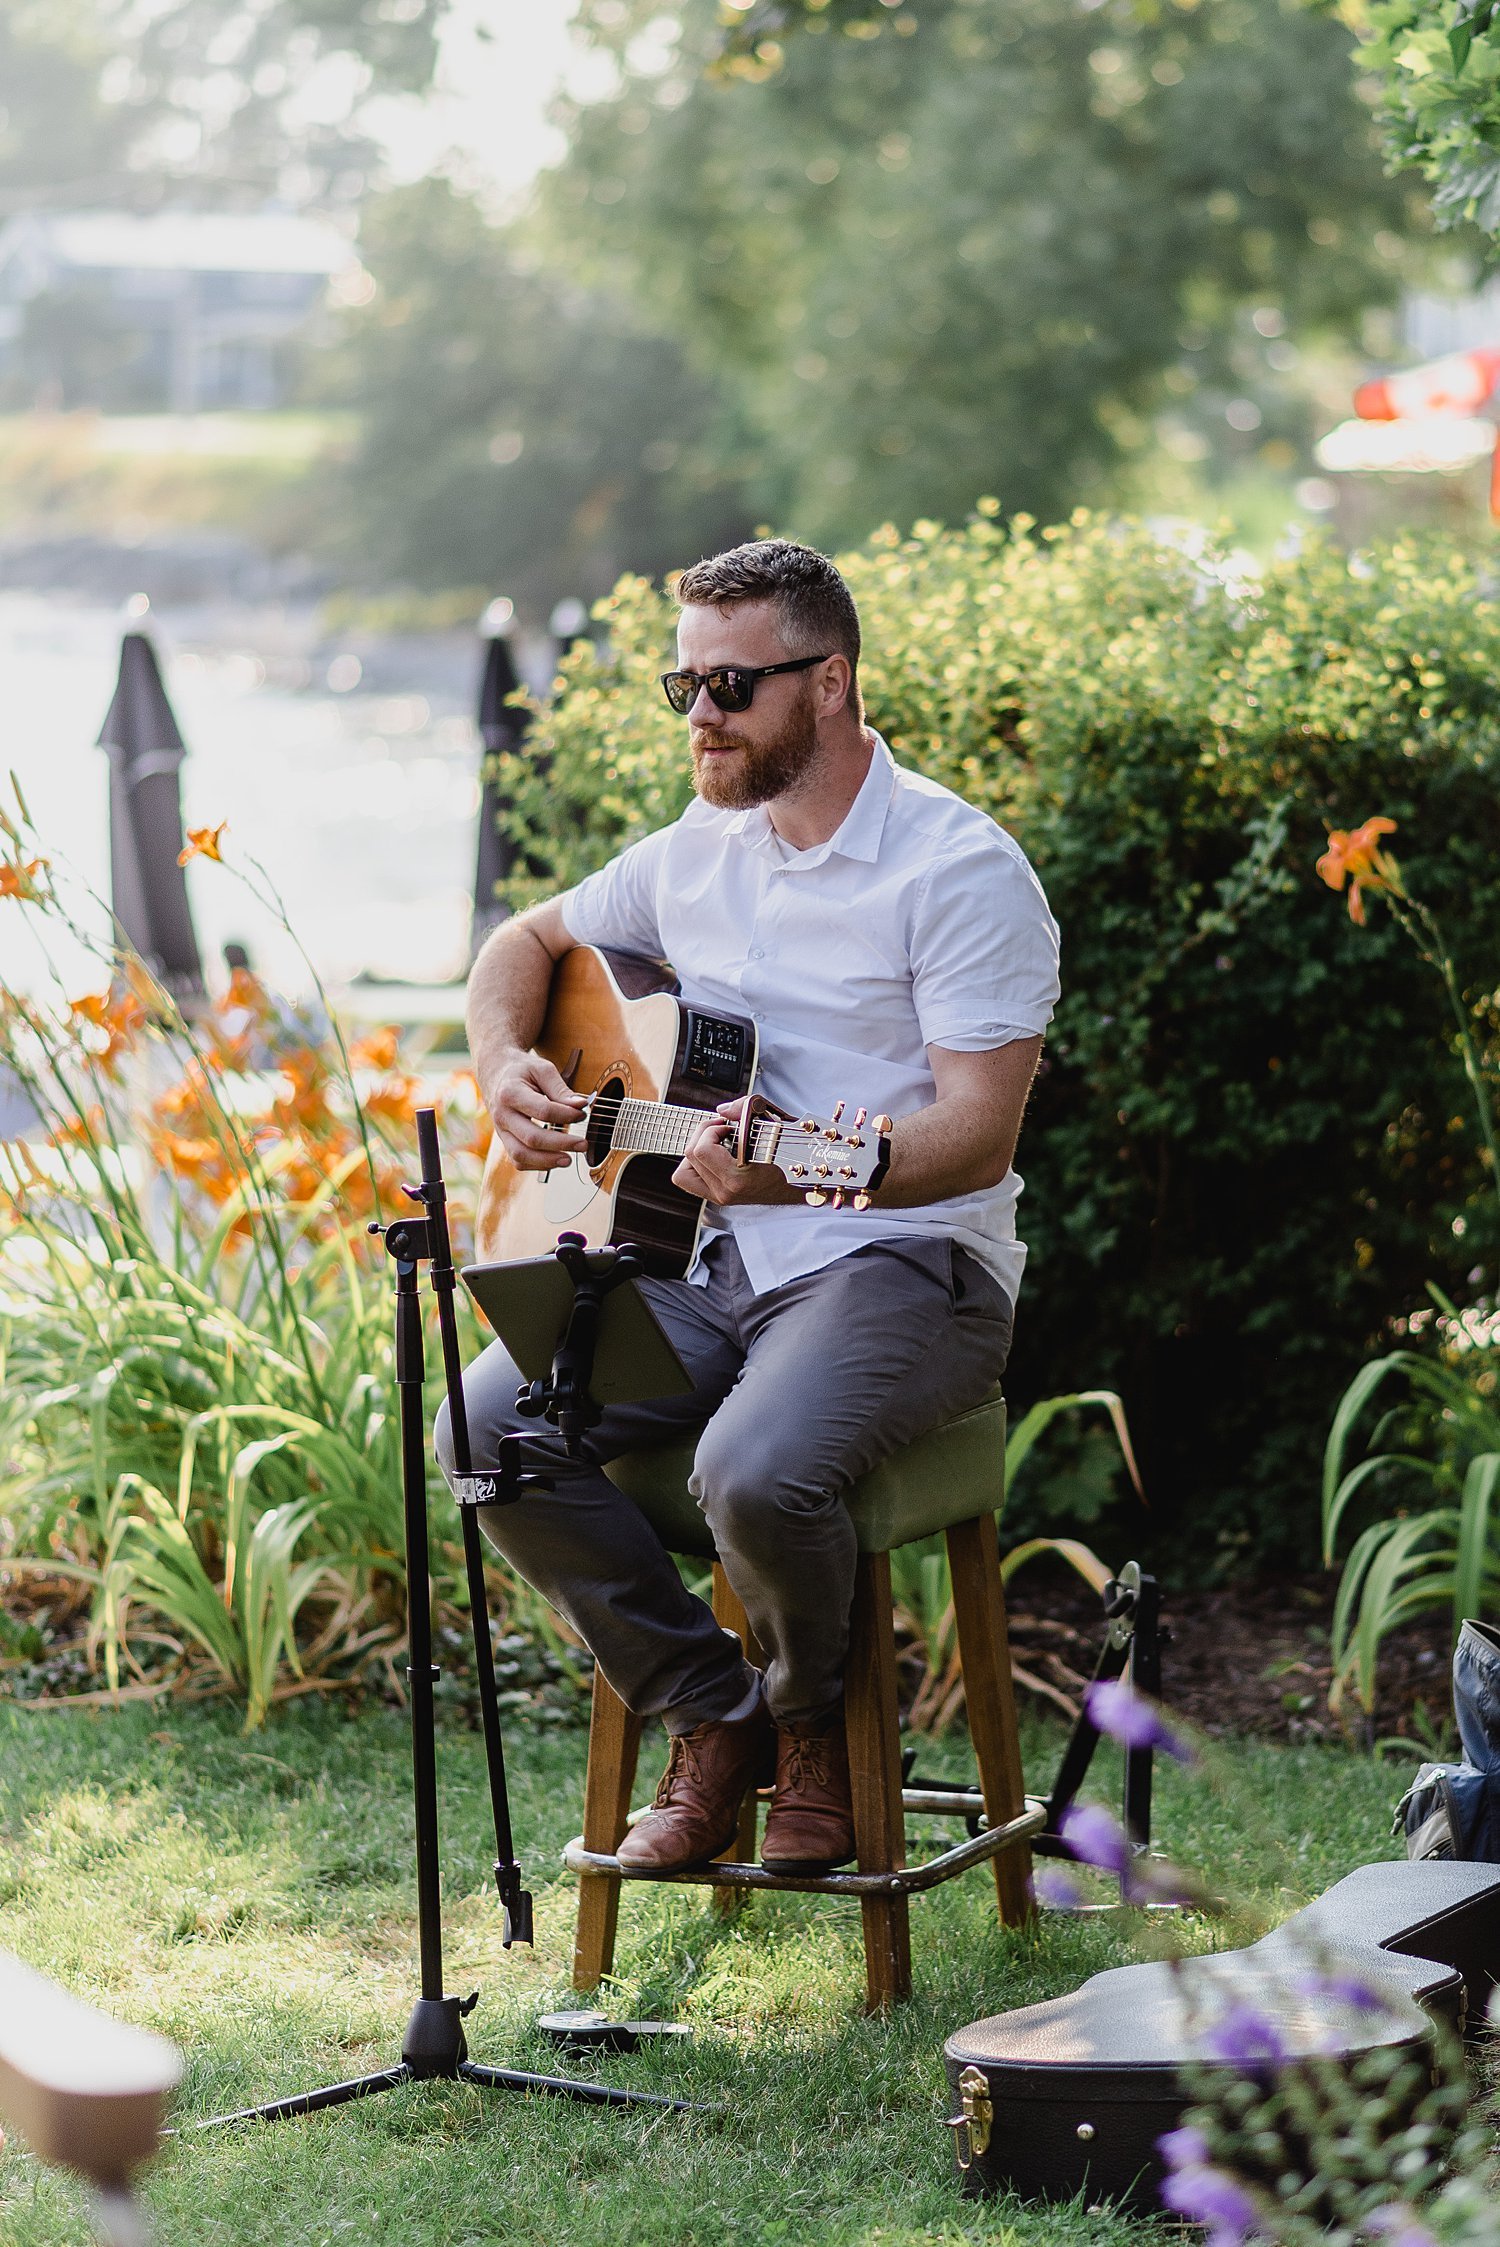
[[474, 947, 759, 1280]]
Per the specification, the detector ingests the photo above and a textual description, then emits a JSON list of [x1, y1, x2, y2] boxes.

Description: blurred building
[[1402, 276, 1500, 361], [0, 209, 360, 412]]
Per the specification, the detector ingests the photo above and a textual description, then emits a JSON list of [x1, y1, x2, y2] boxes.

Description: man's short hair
[[675, 539, 861, 701]]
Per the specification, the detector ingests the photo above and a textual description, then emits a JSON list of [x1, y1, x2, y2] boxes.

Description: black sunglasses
[[659, 653, 831, 716]]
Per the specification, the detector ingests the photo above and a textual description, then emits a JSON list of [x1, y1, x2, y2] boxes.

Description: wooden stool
[[563, 1387, 1041, 2011]]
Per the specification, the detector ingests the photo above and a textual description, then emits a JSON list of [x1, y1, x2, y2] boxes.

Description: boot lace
[[780, 1733, 831, 1795], [653, 1733, 705, 1807]]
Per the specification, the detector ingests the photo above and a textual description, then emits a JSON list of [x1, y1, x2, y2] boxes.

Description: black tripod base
[[185, 1992, 699, 2130]]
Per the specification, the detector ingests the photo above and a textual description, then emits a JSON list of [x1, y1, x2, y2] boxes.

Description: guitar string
[[538, 1093, 870, 1184]]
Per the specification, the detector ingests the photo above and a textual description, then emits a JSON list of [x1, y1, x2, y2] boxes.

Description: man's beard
[[690, 692, 820, 810]]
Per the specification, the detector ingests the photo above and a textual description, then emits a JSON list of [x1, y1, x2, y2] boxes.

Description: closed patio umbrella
[[97, 628, 204, 1000], [471, 615, 529, 962]]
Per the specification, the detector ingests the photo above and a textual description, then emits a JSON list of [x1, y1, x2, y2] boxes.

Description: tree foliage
[[497, 516, 1500, 1566], [317, 180, 755, 615], [0, 0, 443, 218], [552, 0, 1417, 542], [1358, 0, 1500, 233]]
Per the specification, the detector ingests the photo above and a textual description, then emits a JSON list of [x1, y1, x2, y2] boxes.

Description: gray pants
[[435, 1233, 1012, 1730]]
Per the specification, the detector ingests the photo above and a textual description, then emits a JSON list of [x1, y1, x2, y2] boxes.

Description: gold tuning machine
[[831, 1100, 845, 1125], [799, 1116, 817, 1132], [873, 1114, 893, 1135], [804, 1187, 829, 1207], [831, 1189, 846, 1209], [852, 1191, 872, 1211], [790, 1162, 807, 1177], [839, 1165, 855, 1179], [814, 1161, 831, 1178]]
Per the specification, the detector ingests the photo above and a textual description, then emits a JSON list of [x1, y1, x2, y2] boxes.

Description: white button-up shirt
[[559, 733, 1060, 1304]]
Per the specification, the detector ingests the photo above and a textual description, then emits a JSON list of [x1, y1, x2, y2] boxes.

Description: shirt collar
[[728, 732, 897, 867]]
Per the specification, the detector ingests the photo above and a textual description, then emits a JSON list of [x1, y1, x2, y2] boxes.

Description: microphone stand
[[190, 1110, 686, 2131]]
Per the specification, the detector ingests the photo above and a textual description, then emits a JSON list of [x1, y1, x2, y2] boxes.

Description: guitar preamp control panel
[[683, 1013, 750, 1093]]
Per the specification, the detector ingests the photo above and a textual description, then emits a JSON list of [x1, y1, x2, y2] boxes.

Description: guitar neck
[[607, 1096, 785, 1165]]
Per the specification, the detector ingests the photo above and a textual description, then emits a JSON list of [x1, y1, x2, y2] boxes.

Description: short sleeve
[[910, 832, 1060, 1050], [559, 827, 671, 960]]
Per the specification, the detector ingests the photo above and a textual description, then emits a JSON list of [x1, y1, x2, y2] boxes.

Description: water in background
[[0, 593, 517, 1004]]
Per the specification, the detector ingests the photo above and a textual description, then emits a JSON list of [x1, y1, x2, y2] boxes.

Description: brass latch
[[945, 2065, 993, 2171]]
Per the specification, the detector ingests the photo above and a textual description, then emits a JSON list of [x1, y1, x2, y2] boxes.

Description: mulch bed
[[1003, 1557, 1457, 1750], [2, 1559, 1460, 1750]]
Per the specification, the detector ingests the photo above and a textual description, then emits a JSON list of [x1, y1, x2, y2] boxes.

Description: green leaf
[[1453, 1452, 1500, 1633]]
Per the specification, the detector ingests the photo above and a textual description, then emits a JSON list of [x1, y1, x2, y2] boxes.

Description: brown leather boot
[[760, 1715, 856, 1873], [616, 1699, 774, 1872]]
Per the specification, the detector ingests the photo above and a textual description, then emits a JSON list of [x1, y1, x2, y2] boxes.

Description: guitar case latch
[[945, 2065, 993, 2171]]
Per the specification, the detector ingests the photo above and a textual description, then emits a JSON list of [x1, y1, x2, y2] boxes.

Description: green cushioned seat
[[603, 1387, 1006, 1560]]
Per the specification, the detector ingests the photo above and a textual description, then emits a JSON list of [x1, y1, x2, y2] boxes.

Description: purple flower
[[1200, 2001, 1289, 2068], [1122, 1852, 1204, 1909], [1086, 1677, 1195, 1764], [1058, 1802, 1132, 1875], [1159, 2161, 1260, 2243], [1032, 1866, 1086, 1910], [1157, 2124, 1211, 2171], [1366, 2206, 1438, 2247], [1294, 1969, 1388, 2015]]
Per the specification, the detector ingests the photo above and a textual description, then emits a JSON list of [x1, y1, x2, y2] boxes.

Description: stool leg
[[710, 1563, 761, 1912], [846, 1551, 911, 2009], [572, 1663, 643, 1991], [946, 1514, 1034, 1928]]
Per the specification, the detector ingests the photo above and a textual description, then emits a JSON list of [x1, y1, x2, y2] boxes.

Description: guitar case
[[943, 1860, 1500, 2209]]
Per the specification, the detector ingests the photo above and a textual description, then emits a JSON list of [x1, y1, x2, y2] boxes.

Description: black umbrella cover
[[472, 631, 529, 959], [98, 631, 205, 998]]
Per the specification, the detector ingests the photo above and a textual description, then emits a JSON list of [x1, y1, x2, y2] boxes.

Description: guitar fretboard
[[608, 1096, 783, 1164]]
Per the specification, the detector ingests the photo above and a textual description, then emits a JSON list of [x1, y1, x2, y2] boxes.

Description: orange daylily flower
[[364, 1075, 420, 1130], [152, 1130, 221, 1178], [49, 1107, 105, 1150], [223, 965, 271, 1016], [1316, 816, 1404, 926], [178, 822, 228, 866], [349, 1026, 401, 1073], [71, 985, 147, 1073], [0, 856, 47, 901]]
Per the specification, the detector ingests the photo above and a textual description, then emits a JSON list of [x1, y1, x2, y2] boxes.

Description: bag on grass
[[1394, 1619, 1500, 1863]]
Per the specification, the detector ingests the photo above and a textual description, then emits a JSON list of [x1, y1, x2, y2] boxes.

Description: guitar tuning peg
[[831, 1100, 845, 1125], [804, 1188, 829, 1207], [799, 1116, 817, 1132], [831, 1189, 846, 1209], [873, 1114, 893, 1134], [839, 1165, 855, 1179], [853, 1107, 867, 1129], [853, 1191, 872, 1211]]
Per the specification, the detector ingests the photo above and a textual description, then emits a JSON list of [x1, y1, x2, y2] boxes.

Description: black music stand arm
[[408, 1109, 532, 1947]]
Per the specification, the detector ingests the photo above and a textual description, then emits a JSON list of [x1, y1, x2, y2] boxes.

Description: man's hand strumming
[[487, 1051, 586, 1172]]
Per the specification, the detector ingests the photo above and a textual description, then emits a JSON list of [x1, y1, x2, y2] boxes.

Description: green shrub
[[495, 514, 1500, 1570]]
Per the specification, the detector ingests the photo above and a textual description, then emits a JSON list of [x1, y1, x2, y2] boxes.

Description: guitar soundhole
[[586, 1076, 625, 1168]]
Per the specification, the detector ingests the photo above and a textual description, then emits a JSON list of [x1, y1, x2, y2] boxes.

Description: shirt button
[[749, 947, 764, 961]]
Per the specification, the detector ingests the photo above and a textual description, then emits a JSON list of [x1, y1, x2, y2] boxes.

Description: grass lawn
[[0, 1697, 1402, 2247]]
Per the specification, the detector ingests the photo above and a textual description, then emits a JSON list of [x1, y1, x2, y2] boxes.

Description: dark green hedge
[[499, 516, 1500, 1571]]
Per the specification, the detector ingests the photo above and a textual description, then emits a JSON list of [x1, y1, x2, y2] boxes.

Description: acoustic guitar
[[473, 945, 890, 1280]]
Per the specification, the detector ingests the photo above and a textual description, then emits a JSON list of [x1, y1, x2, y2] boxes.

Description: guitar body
[[474, 946, 759, 1280]]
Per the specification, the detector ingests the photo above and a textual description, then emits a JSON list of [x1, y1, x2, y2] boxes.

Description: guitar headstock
[[769, 1103, 892, 1210]]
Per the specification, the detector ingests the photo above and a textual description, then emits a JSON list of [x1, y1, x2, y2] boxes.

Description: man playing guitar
[[441, 538, 1059, 1875]]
